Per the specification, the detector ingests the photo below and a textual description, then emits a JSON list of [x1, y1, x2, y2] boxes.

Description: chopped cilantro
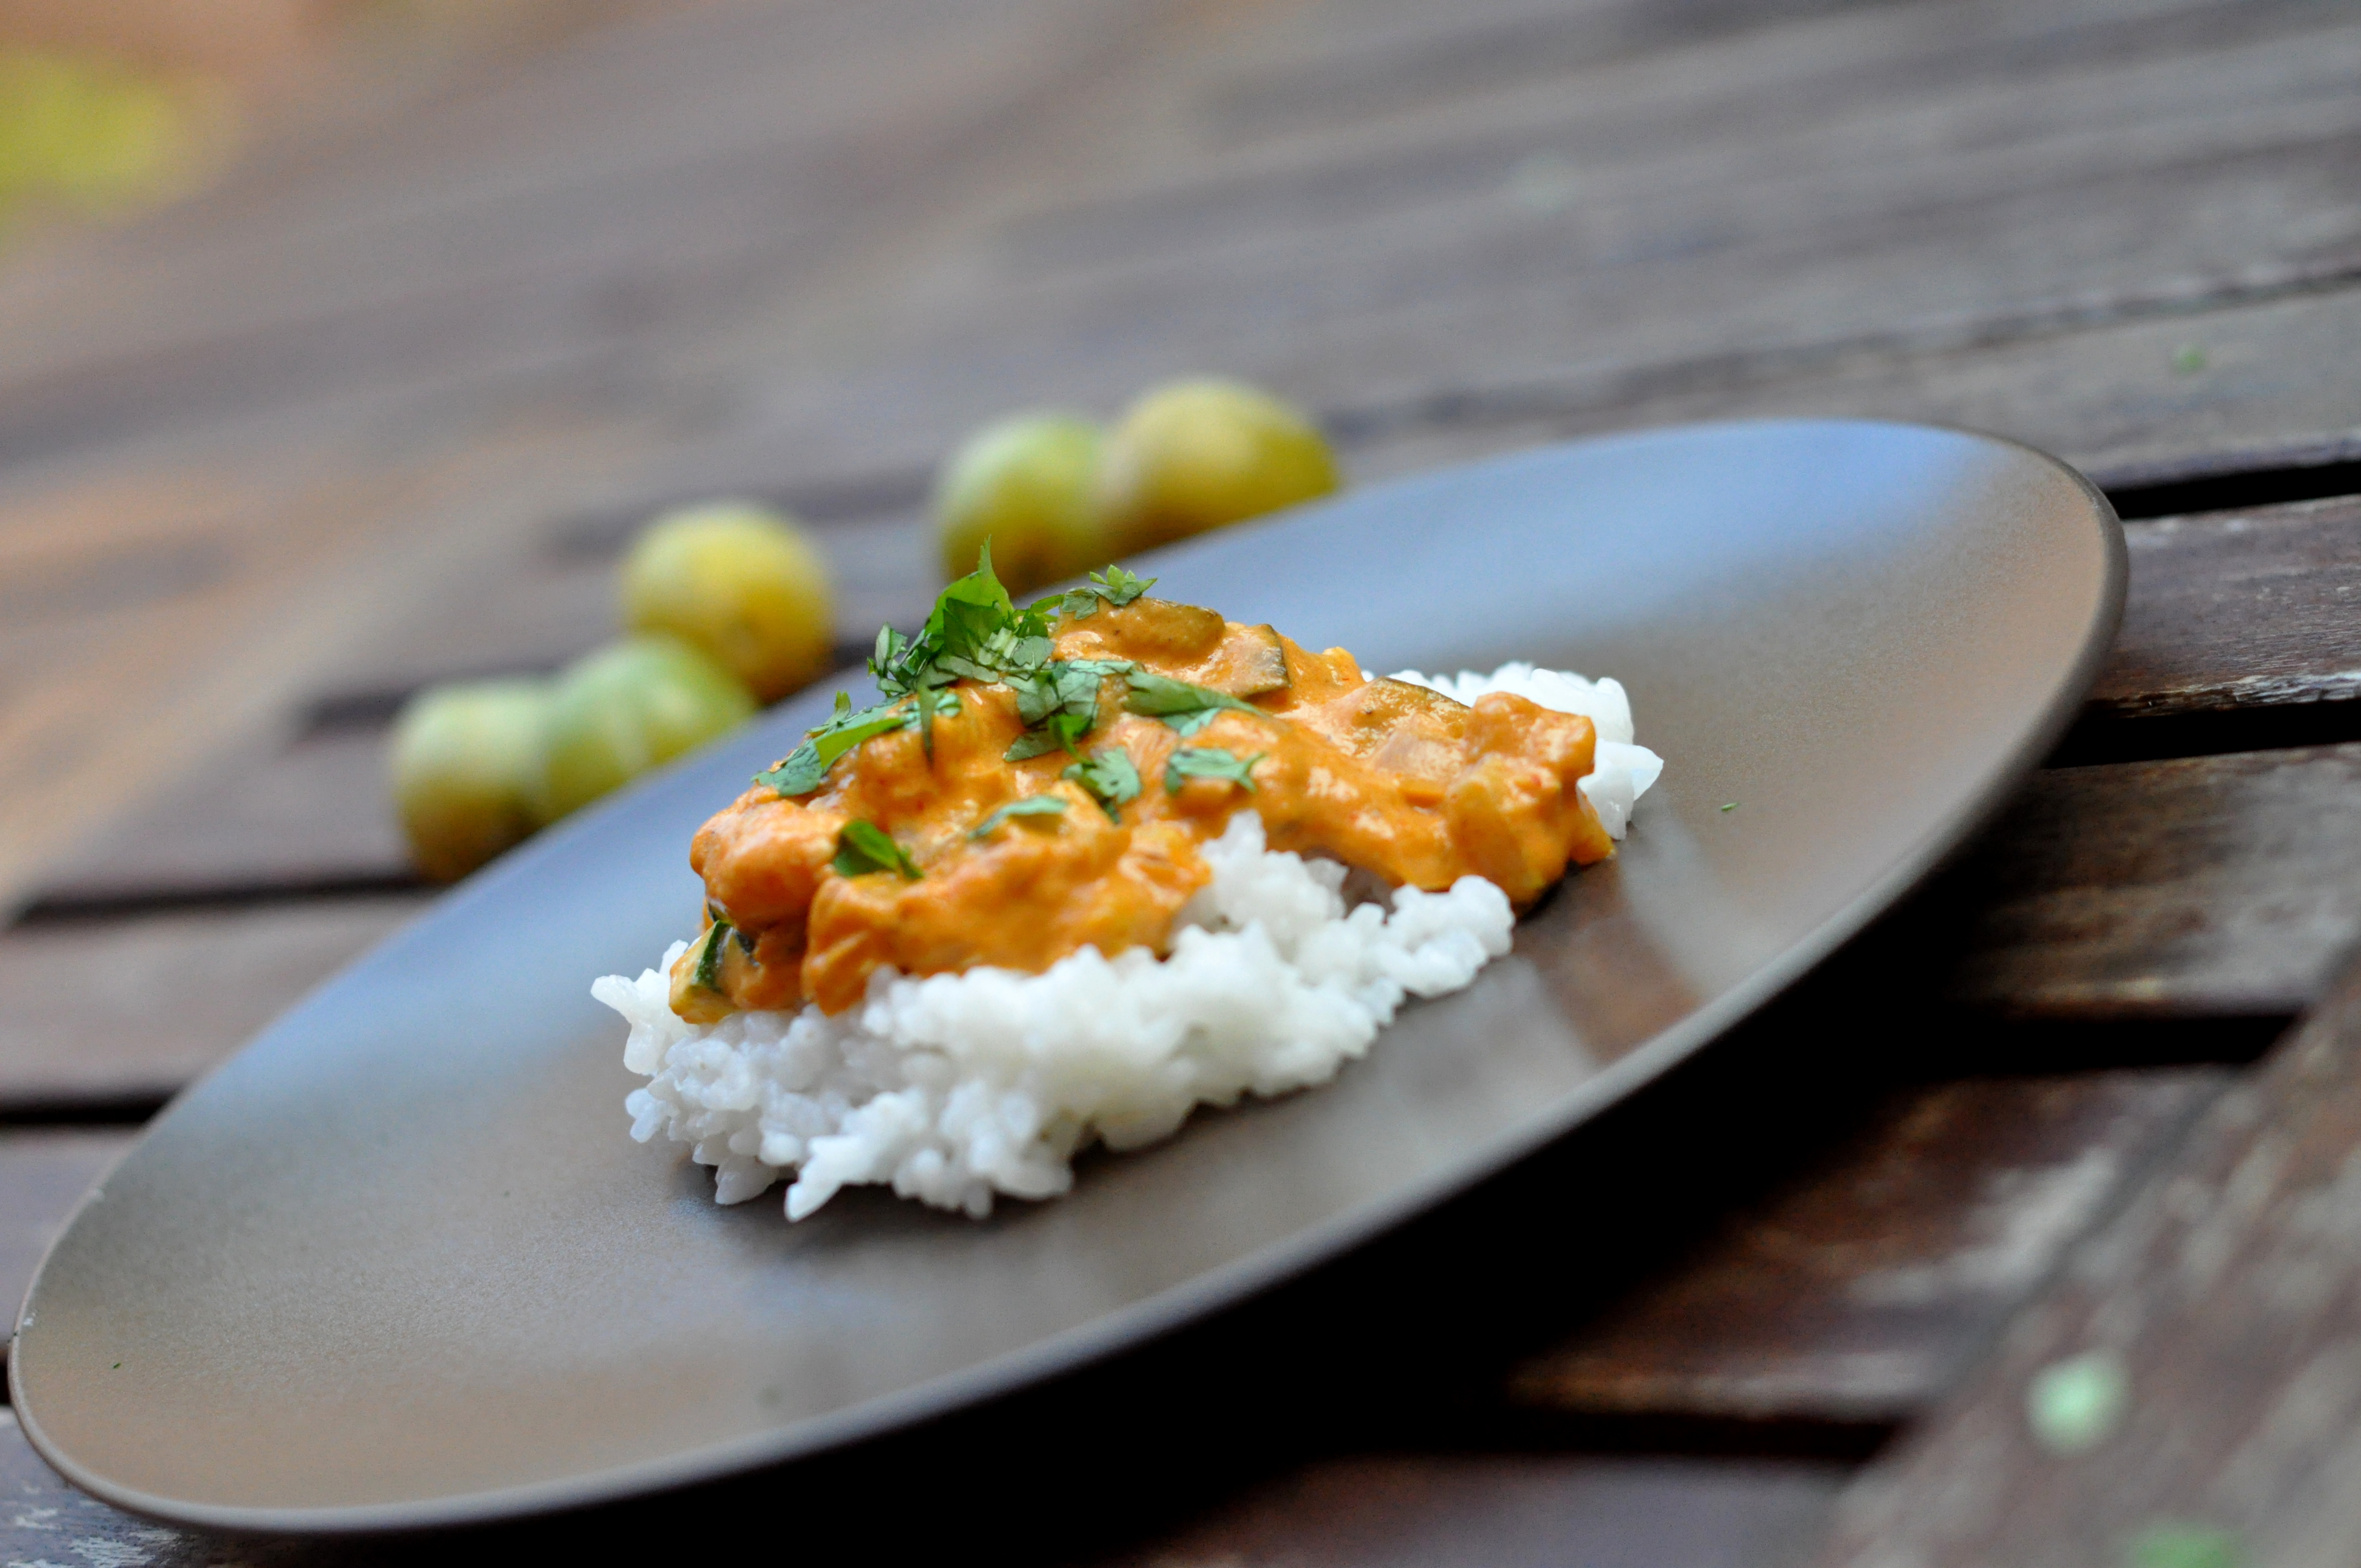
[[1003, 657, 1134, 757], [756, 690, 959, 797], [1036, 565, 1156, 621], [1123, 671, 1266, 737], [969, 795, 1070, 840], [764, 551, 1272, 797], [1064, 748, 1141, 820], [1165, 747, 1264, 794], [1720, 801, 1738, 812], [915, 680, 946, 760], [692, 918, 733, 990], [1004, 709, 1092, 761], [1011, 658, 1131, 728], [833, 819, 922, 880], [872, 542, 1055, 698]]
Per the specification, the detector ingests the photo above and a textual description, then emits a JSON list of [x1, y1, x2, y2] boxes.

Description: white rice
[[599, 663, 1661, 1219]]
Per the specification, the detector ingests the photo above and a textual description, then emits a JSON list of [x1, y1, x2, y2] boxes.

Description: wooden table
[[2, 0, 2359, 1559]]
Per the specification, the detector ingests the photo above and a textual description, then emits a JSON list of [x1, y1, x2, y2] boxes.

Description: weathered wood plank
[[709, 0, 2361, 484], [2094, 497, 2361, 721], [0, 1408, 339, 1566], [0, 0, 1162, 473], [3, 0, 2354, 495], [1086, 1453, 1849, 1568], [1943, 745, 2361, 1019], [1508, 1071, 2226, 1427], [0, 1133, 137, 1325], [32, 732, 408, 906], [1816, 955, 2361, 1568], [0, 901, 422, 1110], [0, 1406, 1845, 1568], [0, 1131, 135, 1315], [0, 421, 661, 921], [1018, 0, 2354, 281]]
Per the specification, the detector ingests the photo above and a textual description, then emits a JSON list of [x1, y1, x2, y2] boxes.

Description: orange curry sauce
[[674, 597, 1613, 1020]]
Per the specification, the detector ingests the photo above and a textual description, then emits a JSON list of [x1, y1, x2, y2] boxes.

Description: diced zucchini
[[1221, 624, 1292, 697], [1094, 597, 1227, 661]]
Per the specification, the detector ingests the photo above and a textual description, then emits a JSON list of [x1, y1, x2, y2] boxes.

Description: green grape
[[933, 413, 1105, 594], [621, 501, 834, 703], [388, 679, 552, 883], [1097, 379, 1340, 554], [534, 636, 756, 825]]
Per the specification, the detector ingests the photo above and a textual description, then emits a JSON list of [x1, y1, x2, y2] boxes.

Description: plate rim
[[10, 416, 2126, 1534]]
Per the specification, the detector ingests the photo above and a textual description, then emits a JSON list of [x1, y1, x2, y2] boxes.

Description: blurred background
[[7, 0, 2357, 917], [1, 1, 2359, 1560]]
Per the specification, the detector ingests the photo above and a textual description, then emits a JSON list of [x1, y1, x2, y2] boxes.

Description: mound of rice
[[599, 664, 1661, 1219]]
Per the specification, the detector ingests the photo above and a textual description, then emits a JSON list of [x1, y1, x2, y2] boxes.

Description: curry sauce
[[672, 579, 1613, 1021]]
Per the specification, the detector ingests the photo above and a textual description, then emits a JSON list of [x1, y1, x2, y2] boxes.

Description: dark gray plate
[[11, 420, 2121, 1532]]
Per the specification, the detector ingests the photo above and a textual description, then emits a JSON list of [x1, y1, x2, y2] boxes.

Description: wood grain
[[1943, 744, 2361, 1019], [0, 900, 422, 1111], [1816, 954, 2361, 1568], [705, 0, 2361, 485], [1086, 1453, 1848, 1568], [2096, 498, 2361, 720], [0, 0, 2355, 1552], [0, 1408, 343, 1566], [1508, 1072, 2226, 1428], [0, 1133, 136, 1325], [0, 1410, 1846, 1568]]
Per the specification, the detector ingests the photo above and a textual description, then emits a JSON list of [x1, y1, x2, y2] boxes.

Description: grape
[[1097, 379, 1339, 554], [388, 680, 551, 883], [933, 413, 1105, 594], [535, 636, 755, 825], [622, 502, 834, 702]]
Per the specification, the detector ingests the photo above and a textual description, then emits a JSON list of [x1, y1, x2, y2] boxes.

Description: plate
[[12, 419, 2122, 1531]]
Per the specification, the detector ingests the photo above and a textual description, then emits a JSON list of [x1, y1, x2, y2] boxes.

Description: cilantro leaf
[[1165, 747, 1264, 794], [915, 680, 946, 760], [757, 700, 909, 796], [757, 689, 961, 797], [1004, 710, 1091, 761], [1095, 564, 1152, 605], [1122, 671, 1266, 736], [969, 795, 1070, 840], [1010, 657, 1132, 728], [833, 819, 923, 879], [1036, 565, 1157, 622], [873, 541, 1055, 697], [1063, 748, 1141, 820]]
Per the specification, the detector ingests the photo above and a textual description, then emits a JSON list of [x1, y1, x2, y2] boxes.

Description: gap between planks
[[1814, 946, 2361, 1568]]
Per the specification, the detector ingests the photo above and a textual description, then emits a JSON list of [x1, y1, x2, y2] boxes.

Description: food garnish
[[1164, 747, 1263, 793], [1063, 748, 1141, 819], [1042, 565, 1153, 620], [1118, 671, 1267, 736], [969, 796, 1070, 839], [692, 919, 734, 991], [833, 820, 923, 880]]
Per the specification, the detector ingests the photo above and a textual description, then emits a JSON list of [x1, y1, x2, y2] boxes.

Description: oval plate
[[13, 420, 2121, 1531]]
